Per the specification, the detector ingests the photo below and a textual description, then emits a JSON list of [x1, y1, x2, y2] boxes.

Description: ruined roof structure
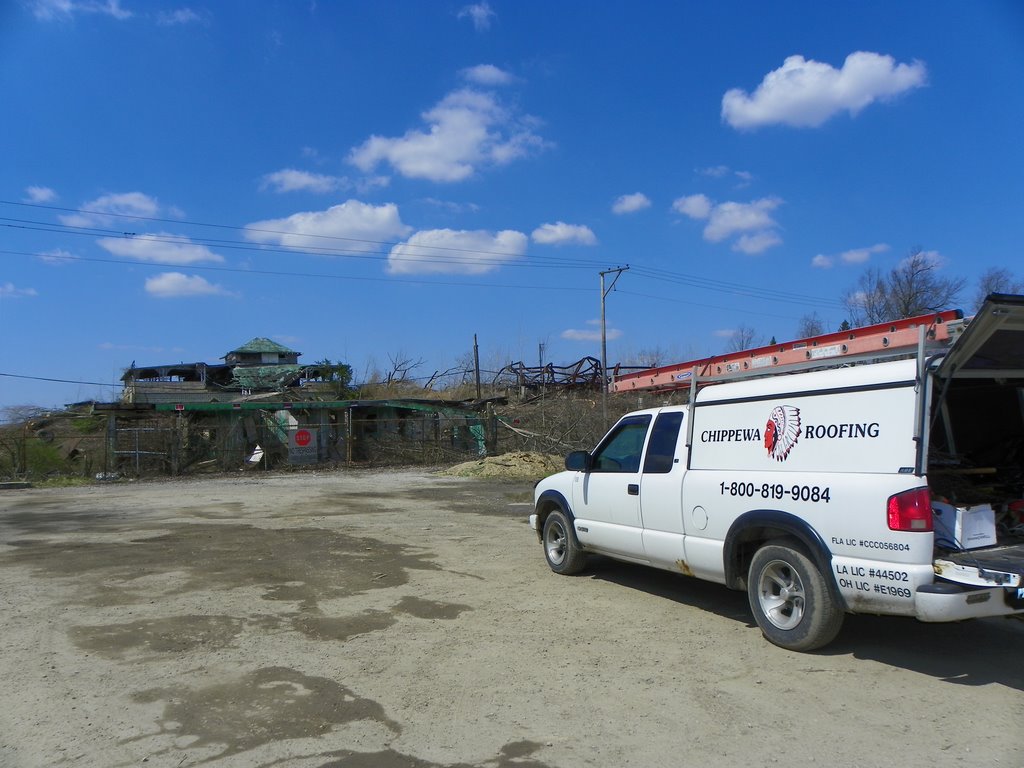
[[122, 338, 304, 403], [224, 338, 301, 366]]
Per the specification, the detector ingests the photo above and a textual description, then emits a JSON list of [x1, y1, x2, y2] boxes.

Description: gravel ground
[[0, 469, 1022, 768]]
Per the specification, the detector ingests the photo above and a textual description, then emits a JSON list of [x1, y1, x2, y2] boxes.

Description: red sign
[[294, 429, 312, 447]]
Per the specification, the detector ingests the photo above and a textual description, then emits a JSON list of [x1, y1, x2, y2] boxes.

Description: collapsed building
[[103, 338, 496, 475]]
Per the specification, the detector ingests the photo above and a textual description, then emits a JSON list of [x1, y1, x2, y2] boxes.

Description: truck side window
[[592, 415, 651, 473], [643, 411, 684, 474]]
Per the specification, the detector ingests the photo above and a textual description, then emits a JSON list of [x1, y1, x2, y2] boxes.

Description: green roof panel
[[230, 337, 300, 355]]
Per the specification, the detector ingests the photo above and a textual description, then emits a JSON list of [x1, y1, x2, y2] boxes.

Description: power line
[[615, 289, 836, 323], [0, 372, 120, 388], [1, 199, 846, 312], [0, 248, 596, 293], [0, 202, 613, 268], [627, 265, 846, 309]]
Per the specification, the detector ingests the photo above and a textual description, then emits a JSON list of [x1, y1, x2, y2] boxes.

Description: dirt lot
[[1, 469, 1022, 768]]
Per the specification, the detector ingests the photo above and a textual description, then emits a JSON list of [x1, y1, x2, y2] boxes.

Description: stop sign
[[294, 429, 312, 447]]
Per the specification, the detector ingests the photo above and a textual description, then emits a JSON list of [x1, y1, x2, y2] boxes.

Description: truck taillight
[[887, 487, 933, 532]]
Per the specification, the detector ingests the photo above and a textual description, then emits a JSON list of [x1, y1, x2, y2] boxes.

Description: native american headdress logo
[[765, 405, 801, 462]]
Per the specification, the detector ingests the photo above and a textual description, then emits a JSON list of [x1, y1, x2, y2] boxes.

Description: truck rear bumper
[[915, 582, 1024, 622]]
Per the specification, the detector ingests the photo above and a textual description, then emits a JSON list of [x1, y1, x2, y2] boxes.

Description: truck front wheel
[[748, 540, 843, 651], [542, 509, 587, 575]]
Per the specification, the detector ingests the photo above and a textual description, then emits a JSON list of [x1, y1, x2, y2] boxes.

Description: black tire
[[747, 540, 843, 652], [542, 509, 587, 575]]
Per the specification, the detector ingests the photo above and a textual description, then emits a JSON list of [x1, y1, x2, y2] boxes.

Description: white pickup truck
[[531, 295, 1024, 651]]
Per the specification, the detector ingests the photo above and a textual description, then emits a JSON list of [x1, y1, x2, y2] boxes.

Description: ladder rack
[[609, 310, 965, 394]]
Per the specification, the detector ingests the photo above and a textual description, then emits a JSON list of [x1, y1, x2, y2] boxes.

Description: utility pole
[[600, 266, 629, 426], [473, 334, 482, 400]]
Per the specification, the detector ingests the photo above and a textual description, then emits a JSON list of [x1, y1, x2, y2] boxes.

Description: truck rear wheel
[[748, 540, 843, 651], [542, 509, 586, 575]]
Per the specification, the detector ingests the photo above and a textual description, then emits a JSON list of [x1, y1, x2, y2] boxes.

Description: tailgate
[[933, 543, 1024, 589]]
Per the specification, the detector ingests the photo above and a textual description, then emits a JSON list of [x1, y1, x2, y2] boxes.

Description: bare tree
[[727, 323, 764, 352], [631, 346, 670, 368], [843, 247, 965, 325], [795, 312, 826, 338], [973, 267, 1023, 313], [385, 352, 426, 386]]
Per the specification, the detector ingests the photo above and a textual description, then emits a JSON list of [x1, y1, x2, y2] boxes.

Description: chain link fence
[[2, 390, 692, 481]]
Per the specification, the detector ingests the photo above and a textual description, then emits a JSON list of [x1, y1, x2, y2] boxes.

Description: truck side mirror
[[565, 451, 591, 472]]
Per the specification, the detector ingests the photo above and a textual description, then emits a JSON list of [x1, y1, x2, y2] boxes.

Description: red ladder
[[609, 310, 964, 393]]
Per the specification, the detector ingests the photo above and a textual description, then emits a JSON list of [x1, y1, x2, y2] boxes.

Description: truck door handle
[[627, 484, 639, 496]]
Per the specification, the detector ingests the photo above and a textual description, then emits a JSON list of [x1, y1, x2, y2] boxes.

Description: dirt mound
[[441, 451, 564, 479]]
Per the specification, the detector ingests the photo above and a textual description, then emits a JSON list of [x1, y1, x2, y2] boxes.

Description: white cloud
[[24, 186, 56, 203], [562, 323, 622, 342], [60, 191, 162, 228], [703, 198, 782, 243], [698, 165, 731, 178], [388, 228, 527, 275], [421, 198, 481, 214], [260, 169, 344, 194], [0, 282, 39, 299], [733, 230, 782, 255], [145, 272, 229, 298], [713, 329, 736, 339], [697, 166, 753, 187], [36, 248, 76, 265], [349, 88, 548, 182], [842, 243, 889, 264], [813, 243, 889, 268], [245, 200, 412, 254], [612, 192, 651, 215], [458, 2, 495, 31], [462, 64, 515, 86], [672, 193, 713, 220], [675, 195, 783, 254], [531, 222, 597, 246], [97, 233, 224, 265], [157, 8, 202, 25], [30, 0, 131, 20], [722, 51, 927, 129]]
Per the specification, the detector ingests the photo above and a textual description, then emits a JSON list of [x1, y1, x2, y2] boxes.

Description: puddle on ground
[[191, 500, 246, 519], [127, 666, 400, 762], [310, 481, 534, 520], [408, 482, 536, 519], [394, 596, 471, 620], [0, 500, 121, 534], [317, 740, 551, 768], [292, 610, 396, 641], [290, 597, 471, 641], [3, 523, 440, 610], [70, 614, 246, 659]]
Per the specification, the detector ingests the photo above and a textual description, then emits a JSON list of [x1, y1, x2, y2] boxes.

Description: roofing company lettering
[[699, 404, 881, 463]]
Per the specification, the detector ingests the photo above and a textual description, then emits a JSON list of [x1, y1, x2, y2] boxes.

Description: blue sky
[[2, 0, 1023, 409]]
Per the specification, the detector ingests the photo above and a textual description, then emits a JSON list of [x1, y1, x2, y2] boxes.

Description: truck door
[[637, 411, 687, 569], [571, 414, 651, 558]]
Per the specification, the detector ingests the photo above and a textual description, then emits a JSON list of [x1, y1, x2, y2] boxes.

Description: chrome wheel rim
[[544, 519, 567, 565], [757, 559, 805, 630]]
